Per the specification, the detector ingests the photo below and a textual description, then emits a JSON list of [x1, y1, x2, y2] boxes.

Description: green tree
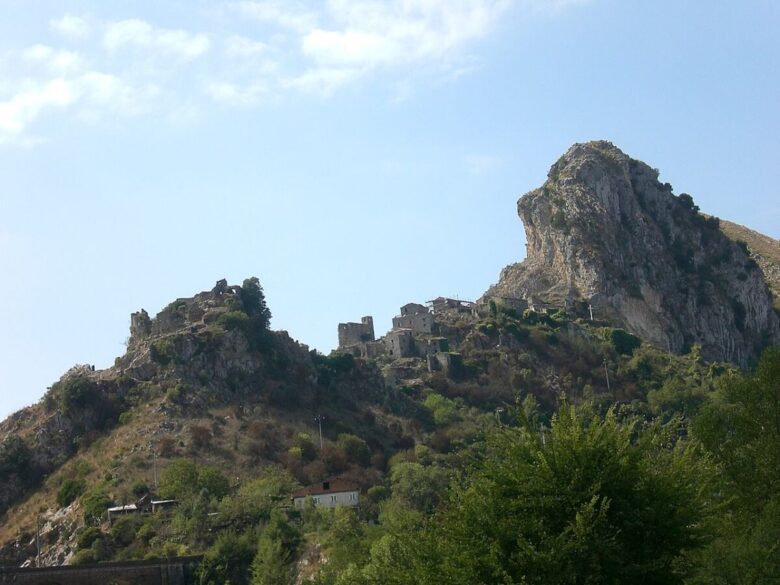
[[422, 394, 461, 426], [352, 404, 715, 585], [158, 459, 198, 499], [241, 277, 272, 328], [198, 531, 256, 585], [198, 466, 230, 500], [218, 468, 297, 531], [250, 510, 301, 585], [82, 485, 112, 525], [57, 478, 86, 507], [691, 347, 780, 584], [389, 462, 451, 514], [337, 434, 371, 467]]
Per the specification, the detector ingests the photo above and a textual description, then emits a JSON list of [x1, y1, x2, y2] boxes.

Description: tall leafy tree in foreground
[[251, 510, 301, 585], [690, 347, 780, 584], [343, 404, 715, 585]]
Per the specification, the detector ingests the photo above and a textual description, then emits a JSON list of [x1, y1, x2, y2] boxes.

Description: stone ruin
[[127, 279, 243, 347], [337, 300, 460, 366]]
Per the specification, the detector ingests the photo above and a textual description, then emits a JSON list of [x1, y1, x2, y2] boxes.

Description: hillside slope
[[0, 278, 720, 567], [717, 218, 780, 310], [485, 141, 780, 365]]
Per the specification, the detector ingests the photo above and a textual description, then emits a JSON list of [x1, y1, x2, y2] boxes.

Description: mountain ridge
[[484, 140, 780, 365], [1, 141, 779, 572]]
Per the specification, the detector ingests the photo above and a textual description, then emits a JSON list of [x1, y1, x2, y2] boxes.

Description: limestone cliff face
[[485, 141, 780, 365]]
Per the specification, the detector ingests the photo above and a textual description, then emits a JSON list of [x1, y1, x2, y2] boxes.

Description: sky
[[1, 0, 778, 419]]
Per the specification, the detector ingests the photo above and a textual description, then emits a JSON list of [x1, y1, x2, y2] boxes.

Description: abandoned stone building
[[334, 299, 467, 365], [427, 297, 476, 314], [527, 296, 556, 314], [486, 296, 529, 313], [128, 279, 245, 347], [391, 303, 433, 334], [385, 329, 414, 358], [337, 316, 375, 349]]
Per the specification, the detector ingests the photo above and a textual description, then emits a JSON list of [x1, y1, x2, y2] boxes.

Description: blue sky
[[1, 0, 778, 418]]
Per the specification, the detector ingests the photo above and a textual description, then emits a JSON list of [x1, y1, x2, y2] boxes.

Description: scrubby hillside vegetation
[[1, 144, 778, 584], [0, 274, 777, 584]]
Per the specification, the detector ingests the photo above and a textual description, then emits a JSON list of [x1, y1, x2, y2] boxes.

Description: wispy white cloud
[[521, 0, 592, 14], [3, 1, 594, 145], [23, 45, 85, 75], [50, 14, 92, 40], [0, 44, 159, 145], [210, 0, 512, 104], [464, 153, 502, 175], [302, 0, 511, 68], [224, 35, 270, 58], [232, 1, 319, 33], [283, 67, 362, 96], [0, 79, 77, 139], [204, 80, 274, 107], [104, 19, 211, 60]]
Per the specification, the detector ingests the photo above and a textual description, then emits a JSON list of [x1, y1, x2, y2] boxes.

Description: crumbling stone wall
[[385, 329, 415, 358], [337, 316, 375, 349], [392, 312, 433, 334]]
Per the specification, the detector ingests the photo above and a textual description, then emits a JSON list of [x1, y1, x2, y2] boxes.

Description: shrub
[[198, 466, 230, 500], [218, 310, 250, 331], [337, 434, 371, 467], [59, 376, 100, 416], [198, 531, 256, 585], [158, 459, 198, 499], [150, 338, 176, 365], [292, 433, 316, 461], [132, 482, 150, 498], [157, 436, 177, 457], [0, 436, 34, 481], [189, 424, 212, 449], [57, 478, 86, 507], [111, 515, 142, 547], [608, 328, 641, 356], [82, 485, 112, 525], [77, 526, 103, 550], [423, 394, 462, 426]]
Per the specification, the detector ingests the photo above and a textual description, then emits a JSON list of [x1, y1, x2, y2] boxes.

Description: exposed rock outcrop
[[485, 141, 780, 365]]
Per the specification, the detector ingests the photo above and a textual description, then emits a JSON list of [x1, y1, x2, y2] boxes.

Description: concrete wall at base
[[0, 556, 201, 585]]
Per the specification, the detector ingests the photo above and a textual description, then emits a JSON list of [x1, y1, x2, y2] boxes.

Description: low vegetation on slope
[[718, 217, 780, 310], [0, 278, 777, 584]]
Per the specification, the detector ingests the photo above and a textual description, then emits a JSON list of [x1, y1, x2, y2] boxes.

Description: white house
[[292, 478, 360, 509]]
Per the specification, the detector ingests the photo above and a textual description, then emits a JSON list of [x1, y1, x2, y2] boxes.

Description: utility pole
[[588, 304, 594, 321], [314, 415, 325, 449], [152, 450, 158, 489], [36, 516, 41, 568], [540, 423, 547, 447], [603, 359, 611, 392]]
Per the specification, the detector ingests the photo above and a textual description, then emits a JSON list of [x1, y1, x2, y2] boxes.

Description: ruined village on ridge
[[336, 294, 563, 377]]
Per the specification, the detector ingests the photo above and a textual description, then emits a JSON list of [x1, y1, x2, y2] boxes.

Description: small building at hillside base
[[291, 478, 360, 509], [107, 494, 177, 523]]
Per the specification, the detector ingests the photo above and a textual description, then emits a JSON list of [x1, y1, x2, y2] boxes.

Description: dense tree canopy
[[342, 405, 715, 585]]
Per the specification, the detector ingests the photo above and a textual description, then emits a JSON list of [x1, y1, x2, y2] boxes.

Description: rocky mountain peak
[[485, 140, 780, 365]]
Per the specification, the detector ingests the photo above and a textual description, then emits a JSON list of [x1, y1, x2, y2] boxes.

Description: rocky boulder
[[485, 140, 780, 365]]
